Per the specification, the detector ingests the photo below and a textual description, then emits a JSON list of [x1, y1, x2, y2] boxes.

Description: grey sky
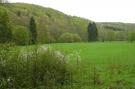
[[10, 0, 135, 23]]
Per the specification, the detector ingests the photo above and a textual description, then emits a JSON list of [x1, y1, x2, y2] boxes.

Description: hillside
[[1, 3, 135, 43], [3, 3, 90, 43], [97, 22, 135, 31], [96, 22, 135, 41]]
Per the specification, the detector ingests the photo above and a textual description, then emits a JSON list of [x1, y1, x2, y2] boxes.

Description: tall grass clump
[[0, 44, 72, 89]]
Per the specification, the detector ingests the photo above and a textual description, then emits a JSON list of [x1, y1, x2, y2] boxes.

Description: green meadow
[[49, 42, 135, 88], [50, 42, 135, 64]]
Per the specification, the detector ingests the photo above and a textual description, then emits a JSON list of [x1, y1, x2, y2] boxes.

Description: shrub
[[72, 34, 82, 42], [37, 28, 55, 44], [12, 25, 29, 45], [0, 44, 72, 89], [59, 33, 81, 43]]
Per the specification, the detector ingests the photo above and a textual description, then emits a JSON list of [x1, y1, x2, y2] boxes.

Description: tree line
[[0, 2, 135, 45], [0, 6, 37, 45], [87, 22, 135, 42], [0, 7, 82, 45]]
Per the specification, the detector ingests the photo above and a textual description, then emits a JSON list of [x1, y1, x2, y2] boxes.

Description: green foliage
[[12, 25, 29, 45], [128, 30, 135, 42], [88, 22, 98, 41], [115, 31, 128, 41], [0, 6, 12, 43], [1, 3, 135, 43], [98, 27, 127, 42], [72, 34, 82, 42], [97, 22, 135, 41], [106, 30, 115, 41], [0, 44, 72, 89], [29, 16, 37, 44], [37, 28, 55, 44], [59, 33, 82, 43], [59, 33, 73, 43], [5, 3, 90, 43]]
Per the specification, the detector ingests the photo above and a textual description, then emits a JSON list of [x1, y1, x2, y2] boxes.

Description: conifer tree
[[29, 16, 37, 44], [88, 22, 98, 41]]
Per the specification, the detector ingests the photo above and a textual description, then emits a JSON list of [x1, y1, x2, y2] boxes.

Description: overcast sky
[[9, 0, 135, 23]]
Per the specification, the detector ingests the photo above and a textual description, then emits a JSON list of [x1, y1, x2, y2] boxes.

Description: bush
[[12, 25, 30, 45], [37, 28, 55, 44], [0, 44, 72, 89], [59, 33, 81, 43], [72, 34, 82, 42]]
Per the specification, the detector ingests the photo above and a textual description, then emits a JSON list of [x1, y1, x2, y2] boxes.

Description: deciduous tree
[[0, 7, 12, 43], [12, 25, 29, 45]]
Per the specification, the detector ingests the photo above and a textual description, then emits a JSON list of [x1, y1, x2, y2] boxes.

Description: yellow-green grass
[[50, 42, 135, 65], [49, 42, 135, 88]]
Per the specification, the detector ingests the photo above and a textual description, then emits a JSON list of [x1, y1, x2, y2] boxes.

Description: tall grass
[[0, 44, 72, 89]]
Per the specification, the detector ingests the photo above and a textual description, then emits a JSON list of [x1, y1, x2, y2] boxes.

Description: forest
[[0, 3, 135, 45]]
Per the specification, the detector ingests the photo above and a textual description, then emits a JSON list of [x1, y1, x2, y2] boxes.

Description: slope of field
[[49, 42, 135, 88]]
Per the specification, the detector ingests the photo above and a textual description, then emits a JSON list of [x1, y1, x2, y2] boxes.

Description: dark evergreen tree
[[88, 22, 98, 41], [29, 16, 37, 44], [0, 7, 12, 43]]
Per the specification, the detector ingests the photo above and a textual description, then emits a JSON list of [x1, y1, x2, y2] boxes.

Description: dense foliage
[[59, 33, 82, 43], [97, 22, 135, 41], [12, 25, 29, 45], [7, 3, 90, 43], [0, 44, 72, 89], [0, 6, 12, 43], [0, 3, 135, 45], [128, 30, 135, 42]]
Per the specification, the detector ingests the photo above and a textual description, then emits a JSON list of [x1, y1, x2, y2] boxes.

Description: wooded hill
[[97, 22, 135, 41], [1, 3, 135, 44], [3, 3, 90, 43]]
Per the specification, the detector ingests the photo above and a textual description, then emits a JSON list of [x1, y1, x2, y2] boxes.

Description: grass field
[[1, 42, 135, 89], [49, 42, 135, 88], [50, 42, 135, 64]]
